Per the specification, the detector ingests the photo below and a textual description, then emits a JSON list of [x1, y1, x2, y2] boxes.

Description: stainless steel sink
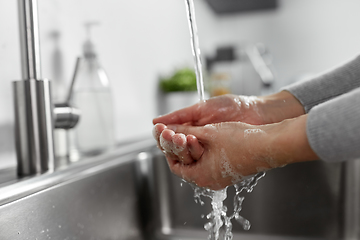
[[0, 138, 359, 239]]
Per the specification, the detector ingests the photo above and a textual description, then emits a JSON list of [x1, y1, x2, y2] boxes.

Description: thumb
[[153, 103, 200, 125]]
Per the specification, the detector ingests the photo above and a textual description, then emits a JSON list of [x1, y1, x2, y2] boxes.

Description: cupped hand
[[153, 94, 267, 127], [153, 91, 306, 127], [152, 91, 309, 190], [153, 122, 274, 190]]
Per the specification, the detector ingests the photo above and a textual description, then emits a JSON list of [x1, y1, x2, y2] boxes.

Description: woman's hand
[[154, 121, 274, 190], [154, 94, 266, 127], [153, 115, 318, 191], [153, 91, 305, 127]]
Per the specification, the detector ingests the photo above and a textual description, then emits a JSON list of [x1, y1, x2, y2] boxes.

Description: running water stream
[[184, 0, 205, 101], [183, 1, 266, 239]]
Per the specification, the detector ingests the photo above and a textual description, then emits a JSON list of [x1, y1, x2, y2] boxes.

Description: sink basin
[[0, 138, 359, 239]]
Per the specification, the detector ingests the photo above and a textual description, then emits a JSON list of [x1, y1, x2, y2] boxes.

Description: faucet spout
[[14, 0, 81, 176], [18, 0, 42, 80], [13, 0, 55, 176]]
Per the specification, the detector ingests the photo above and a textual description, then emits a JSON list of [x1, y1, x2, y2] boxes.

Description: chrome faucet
[[14, 0, 79, 176], [205, 44, 275, 96], [244, 44, 274, 88]]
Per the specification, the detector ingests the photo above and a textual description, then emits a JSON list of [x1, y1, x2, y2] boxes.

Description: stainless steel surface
[[0, 138, 155, 205], [0, 138, 358, 239], [345, 159, 360, 239], [17, 0, 42, 80], [54, 103, 80, 129], [152, 149, 356, 240], [13, 79, 55, 176], [0, 138, 156, 240], [14, 0, 78, 176], [14, 0, 55, 177]]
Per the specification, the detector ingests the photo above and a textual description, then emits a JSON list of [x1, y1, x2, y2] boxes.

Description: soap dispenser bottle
[[69, 22, 115, 160]]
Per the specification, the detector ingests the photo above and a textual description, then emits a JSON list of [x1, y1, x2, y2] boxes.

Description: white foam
[[152, 125, 161, 139], [219, 149, 245, 186], [204, 124, 217, 130], [160, 132, 186, 161], [172, 133, 187, 155], [233, 97, 242, 108], [242, 96, 257, 108], [244, 128, 265, 139], [159, 133, 173, 153]]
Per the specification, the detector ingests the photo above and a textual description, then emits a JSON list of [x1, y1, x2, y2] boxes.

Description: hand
[[153, 115, 318, 190], [153, 91, 305, 127], [154, 94, 266, 127], [154, 121, 273, 190]]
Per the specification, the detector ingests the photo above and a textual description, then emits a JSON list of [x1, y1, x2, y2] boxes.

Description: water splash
[[187, 172, 265, 240]]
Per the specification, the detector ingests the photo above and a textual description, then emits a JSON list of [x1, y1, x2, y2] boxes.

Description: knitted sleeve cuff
[[283, 54, 360, 113], [306, 88, 360, 162]]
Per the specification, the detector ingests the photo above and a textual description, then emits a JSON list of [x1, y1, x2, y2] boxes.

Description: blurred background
[[1, 0, 360, 154], [0, 1, 360, 238]]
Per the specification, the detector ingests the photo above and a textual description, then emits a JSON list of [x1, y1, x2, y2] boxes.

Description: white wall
[[1, 0, 360, 146], [195, 0, 360, 86]]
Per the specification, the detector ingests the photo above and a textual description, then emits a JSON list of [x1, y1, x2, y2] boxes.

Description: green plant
[[159, 68, 197, 92]]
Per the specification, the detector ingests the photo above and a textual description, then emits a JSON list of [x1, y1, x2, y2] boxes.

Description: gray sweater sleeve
[[283, 55, 360, 162]]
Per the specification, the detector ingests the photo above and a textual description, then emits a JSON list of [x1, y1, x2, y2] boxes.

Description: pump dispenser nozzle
[[83, 22, 100, 58]]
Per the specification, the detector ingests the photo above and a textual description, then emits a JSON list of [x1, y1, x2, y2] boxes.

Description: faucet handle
[[66, 57, 81, 104], [54, 103, 80, 130], [51, 56, 82, 130], [245, 44, 274, 87]]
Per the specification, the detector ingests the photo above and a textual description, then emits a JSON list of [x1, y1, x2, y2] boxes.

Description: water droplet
[[204, 222, 212, 231]]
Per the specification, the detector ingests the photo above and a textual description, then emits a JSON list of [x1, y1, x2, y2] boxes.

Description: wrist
[[266, 114, 318, 168], [258, 90, 305, 123]]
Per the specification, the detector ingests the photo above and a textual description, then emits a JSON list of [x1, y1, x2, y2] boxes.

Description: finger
[[160, 129, 195, 165], [187, 135, 204, 161], [153, 123, 167, 141], [159, 129, 175, 152], [160, 129, 180, 160], [153, 102, 202, 125], [172, 133, 194, 165], [153, 123, 167, 150]]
